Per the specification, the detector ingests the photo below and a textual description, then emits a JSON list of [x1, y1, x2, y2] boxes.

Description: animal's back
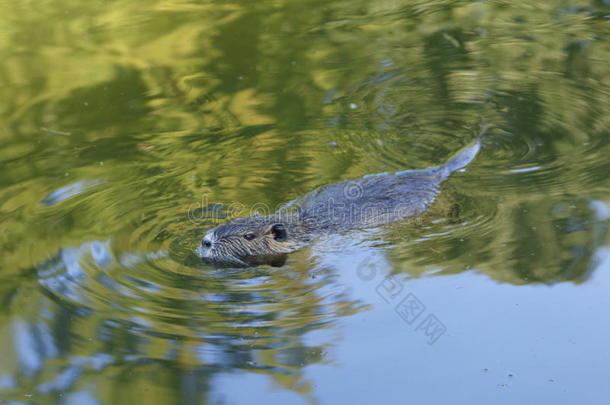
[[299, 167, 442, 231], [298, 133, 486, 232]]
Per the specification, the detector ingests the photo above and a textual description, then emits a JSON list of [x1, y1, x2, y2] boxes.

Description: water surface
[[1, 0, 609, 404]]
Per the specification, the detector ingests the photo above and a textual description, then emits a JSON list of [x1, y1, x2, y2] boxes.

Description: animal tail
[[441, 124, 491, 177]]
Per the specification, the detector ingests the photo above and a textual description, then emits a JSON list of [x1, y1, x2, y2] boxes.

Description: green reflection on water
[[0, 0, 609, 403]]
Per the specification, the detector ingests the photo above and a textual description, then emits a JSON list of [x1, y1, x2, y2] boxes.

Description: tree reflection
[[0, 0, 609, 402], [1, 240, 363, 403]]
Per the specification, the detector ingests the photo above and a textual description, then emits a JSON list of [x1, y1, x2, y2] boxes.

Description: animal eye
[[243, 233, 256, 240]]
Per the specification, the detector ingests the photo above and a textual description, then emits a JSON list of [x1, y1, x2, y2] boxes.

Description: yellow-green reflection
[[0, 0, 609, 403]]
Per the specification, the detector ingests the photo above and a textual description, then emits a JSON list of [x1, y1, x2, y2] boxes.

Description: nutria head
[[196, 214, 304, 267]]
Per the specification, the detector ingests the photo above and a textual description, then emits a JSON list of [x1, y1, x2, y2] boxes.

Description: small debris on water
[[41, 127, 71, 136]]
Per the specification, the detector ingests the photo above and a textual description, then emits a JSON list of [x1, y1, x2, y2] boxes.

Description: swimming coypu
[[197, 126, 491, 266]]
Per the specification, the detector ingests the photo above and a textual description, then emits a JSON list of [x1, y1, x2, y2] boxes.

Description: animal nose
[[202, 240, 212, 248]]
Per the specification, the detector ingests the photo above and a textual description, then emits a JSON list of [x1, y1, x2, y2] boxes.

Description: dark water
[[1, 0, 610, 404]]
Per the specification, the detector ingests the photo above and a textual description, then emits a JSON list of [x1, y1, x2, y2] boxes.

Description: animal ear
[[268, 223, 287, 241]]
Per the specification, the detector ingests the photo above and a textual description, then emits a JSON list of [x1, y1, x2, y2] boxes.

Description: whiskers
[[204, 239, 251, 267]]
